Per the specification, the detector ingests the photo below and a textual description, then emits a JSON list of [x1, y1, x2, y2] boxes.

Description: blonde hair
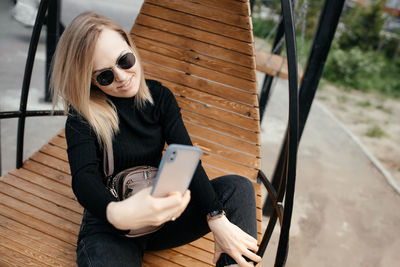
[[51, 12, 153, 152]]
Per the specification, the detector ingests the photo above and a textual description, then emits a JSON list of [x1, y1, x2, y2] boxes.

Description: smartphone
[[151, 144, 202, 197]]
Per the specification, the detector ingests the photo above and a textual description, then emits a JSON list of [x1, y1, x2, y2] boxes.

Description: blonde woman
[[51, 12, 261, 267]]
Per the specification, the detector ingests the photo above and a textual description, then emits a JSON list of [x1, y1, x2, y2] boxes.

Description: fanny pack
[[103, 146, 163, 237]]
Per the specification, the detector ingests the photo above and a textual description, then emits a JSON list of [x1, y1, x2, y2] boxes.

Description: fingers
[[242, 247, 262, 263], [243, 237, 258, 253], [151, 190, 191, 223]]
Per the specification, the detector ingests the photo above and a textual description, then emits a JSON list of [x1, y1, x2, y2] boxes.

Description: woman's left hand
[[207, 215, 262, 267]]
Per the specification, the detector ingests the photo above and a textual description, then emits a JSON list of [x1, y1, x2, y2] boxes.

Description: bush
[[338, 0, 385, 51], [323, 45, 400, 97], [252, 17, 277, 39], [324, 46, 382, 90]]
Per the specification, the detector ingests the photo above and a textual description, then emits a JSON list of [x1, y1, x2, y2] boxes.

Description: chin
[[125, 83, 140, 98]]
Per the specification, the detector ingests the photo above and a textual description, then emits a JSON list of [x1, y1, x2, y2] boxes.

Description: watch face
[[210, 210, 223, 217]]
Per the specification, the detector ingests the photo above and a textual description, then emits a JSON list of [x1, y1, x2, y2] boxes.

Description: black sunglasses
[[94, 52, 136, 86]]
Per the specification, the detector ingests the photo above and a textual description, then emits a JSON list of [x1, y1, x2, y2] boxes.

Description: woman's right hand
[[106, 187, 191, 231]]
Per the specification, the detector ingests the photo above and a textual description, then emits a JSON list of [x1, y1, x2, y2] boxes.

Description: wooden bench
[[0, 0, 267, 266], [255, 50, 303, 81]]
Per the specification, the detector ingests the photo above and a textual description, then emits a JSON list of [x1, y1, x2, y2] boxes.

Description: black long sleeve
[[66, 79, 222, 224]]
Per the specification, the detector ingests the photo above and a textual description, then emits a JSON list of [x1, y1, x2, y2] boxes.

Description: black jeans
[[76, 175, 257, 267]]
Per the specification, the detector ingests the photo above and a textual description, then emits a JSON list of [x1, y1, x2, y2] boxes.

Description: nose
[[113, 67, 130, 83]]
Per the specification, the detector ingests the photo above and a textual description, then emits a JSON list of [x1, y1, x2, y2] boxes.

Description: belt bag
[[103, 146, 163, 238]]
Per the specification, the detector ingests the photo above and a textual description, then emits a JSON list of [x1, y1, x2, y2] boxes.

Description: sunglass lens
[[118, 53, 135, 69], [97, 70, 114, 86]]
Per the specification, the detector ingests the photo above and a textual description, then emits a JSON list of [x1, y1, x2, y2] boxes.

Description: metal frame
[[254, 0, 346, 265], [0, 0, 345, 266], [0, 0, 63, 175]]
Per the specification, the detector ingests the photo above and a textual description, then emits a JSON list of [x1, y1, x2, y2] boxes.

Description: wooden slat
[[143, 252, 183, 267], [40, 143, 68, 162], [136, 38, 255, 82], [151, 248, 212, 266], [0, 192, 79, 235], [253, 181, 261, 197], [156, 77, 258, 119], [132, 24, 255, 69], [203, 164, 230, 179], [0, 243, 53, 267], [1, 174, 81, 221], [182, 111, 259, 145], [22, 160, 71, 186], [30, 151, 70, 174], [201, 153, 257, 181], [256, 50, 288, 79], [139, 48, 257, 93], [190, 237, 214, 253], [182, 0, 251, 15], [141, 3, 252, 42], [185, 122, 260, 157], [177, 98, 258, 132], [2, 173, 81, 215], [257, 205, 262, 222], [191, 136, 260, 169], [172, 244, 213, 265], [136, 14, 253, 56], [0, 214, 76, 258], [10, 167, 75, 200], [0, 226, 71, 266], [142, 61, 256, 106], [0, 203, 77, 245], [48, 135, 67, 150], [58, 129, 66, 138], [145, 0, 251, 29], [255, 50, 303, 81]]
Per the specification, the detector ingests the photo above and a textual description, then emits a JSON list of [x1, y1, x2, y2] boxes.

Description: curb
[[315, 100, 400, 195]]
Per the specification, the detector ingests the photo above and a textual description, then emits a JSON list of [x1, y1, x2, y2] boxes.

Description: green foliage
[[357, 100, 372, 107], [365, 125, 387, 138], [338, 0, 386, 51], [323, 44, 400, 98], [252, 17, 277, 39], [324, 45, 381, 90]]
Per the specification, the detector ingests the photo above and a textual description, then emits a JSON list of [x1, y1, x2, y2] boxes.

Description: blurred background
[[1, 0, 400, 266]]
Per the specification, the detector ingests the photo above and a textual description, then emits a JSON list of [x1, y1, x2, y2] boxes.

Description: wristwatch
[[206, 210, 226, 221]]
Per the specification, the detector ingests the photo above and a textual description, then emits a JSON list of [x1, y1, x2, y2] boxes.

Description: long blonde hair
[[51, 12, 153, 152]]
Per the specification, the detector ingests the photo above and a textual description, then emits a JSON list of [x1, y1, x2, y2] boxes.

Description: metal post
[[45, 0, 61, 102], [16, 0, 49, 168], [274, 0, 299, 264], [263, 0, 346, 217]]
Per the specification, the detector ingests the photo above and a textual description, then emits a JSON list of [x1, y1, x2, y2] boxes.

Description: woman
[[51, 12, 261, 267]]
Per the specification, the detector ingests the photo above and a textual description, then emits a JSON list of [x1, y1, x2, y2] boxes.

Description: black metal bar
[[0, 111, 23, 119], [16, 0, 49, 169], [260, 0, 346, 264], [263, 0, 345, 216], [0, 110, 64, 120], [275, 0, 298, 265], [45, 0, 61, 102], [256, 169, 283, 258]]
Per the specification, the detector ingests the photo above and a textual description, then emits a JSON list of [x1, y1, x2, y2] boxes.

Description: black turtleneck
[[66, 79, 223, 226]]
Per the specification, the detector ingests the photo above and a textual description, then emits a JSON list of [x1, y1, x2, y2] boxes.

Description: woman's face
[[92, 28, 141, 98]]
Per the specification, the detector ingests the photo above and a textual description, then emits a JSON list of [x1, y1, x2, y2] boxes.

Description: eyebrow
[[92, 50, 127, 74]]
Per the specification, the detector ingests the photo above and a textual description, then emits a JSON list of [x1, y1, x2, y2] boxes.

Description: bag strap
[[103, 144, 114, 180]]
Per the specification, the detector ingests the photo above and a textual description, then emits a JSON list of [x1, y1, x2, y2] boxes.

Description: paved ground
[[1, 1, 400, 266]]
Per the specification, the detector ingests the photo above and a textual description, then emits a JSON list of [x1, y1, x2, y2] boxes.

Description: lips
[[118, 76, 133, 90]]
